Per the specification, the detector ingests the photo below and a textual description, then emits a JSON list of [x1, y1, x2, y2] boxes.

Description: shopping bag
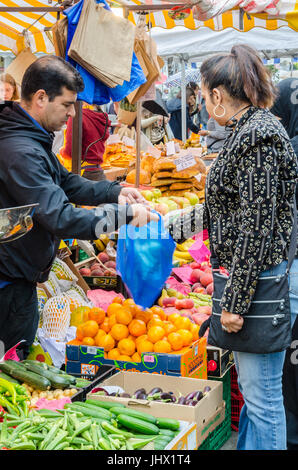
[[51, 17, 68, 58], [116, 213, 176, 309], [68, 0, 136, 87], [5, 48, 36, 87]]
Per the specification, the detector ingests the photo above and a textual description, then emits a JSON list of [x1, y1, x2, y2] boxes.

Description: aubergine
[[148, 387, 163, 396], [193, 391, 204, 402], [120, 392, 131, 398], [137, 393, 148, 400], [134, 388, 146, 398], [203, 386, 211, 394], [185, 391, 196, 401], [189, 400, 198, 406], [177, 396, 187, 405]]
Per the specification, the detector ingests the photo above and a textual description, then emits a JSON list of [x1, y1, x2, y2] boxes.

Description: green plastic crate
[[198, 370, 232, 450]]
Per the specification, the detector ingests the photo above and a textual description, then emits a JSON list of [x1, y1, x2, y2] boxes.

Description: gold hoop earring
[[213, 104, 226, 118]]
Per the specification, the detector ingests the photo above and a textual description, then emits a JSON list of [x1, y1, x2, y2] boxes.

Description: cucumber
[[158, 429, 176, 438], [156, 417, 180, 431], [23, 363, 72, 390], [116, 414, 160, 435], [0, 371, 21, 385], [85, 399, 126, 410], [110, 406, 157, 425], [23, 360, 76, 385], [0, 362, 50, 391]]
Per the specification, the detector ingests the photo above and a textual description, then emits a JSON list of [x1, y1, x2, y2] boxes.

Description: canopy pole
[[135, 100, 142, 189], [71, 101, 82, 175], [181, 57, 187, 142]]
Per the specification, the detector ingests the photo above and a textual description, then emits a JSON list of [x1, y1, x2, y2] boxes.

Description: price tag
[[107, 134, 121, 145], [174, 154, 196, 172], [166, 141, 176, 156], [194, 173, 202, 182], [147, 146, 162, 159], [122, 136, 135, 147]]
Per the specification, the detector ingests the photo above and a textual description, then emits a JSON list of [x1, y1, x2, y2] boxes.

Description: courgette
[[116, 414, 160, 435], [0, 362, 50, 391], [0, 371, 20, 385], [64, 403, 112, 420], [22, 360, 76, 385], [156, 417, 180, 431], [85, 399, 126, 410], [110, 406, 157, 425], [69, 402, 113, 418], [23, 362, 71, 390]]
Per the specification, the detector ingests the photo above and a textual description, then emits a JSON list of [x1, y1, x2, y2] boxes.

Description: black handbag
[[200, 206, 297, 354]]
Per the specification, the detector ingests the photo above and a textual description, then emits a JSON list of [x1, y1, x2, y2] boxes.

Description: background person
[[199, 117, 231, 154], [200, 44, 298, 450], [0, 73, 19, 101], [0, 55, 157, 358], [167, 87, 199, 141]]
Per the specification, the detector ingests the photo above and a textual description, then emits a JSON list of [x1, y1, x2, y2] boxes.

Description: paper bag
[[68, 0, 136, 87], [6, 48, 36, 87], [51, 17, 68, 58]]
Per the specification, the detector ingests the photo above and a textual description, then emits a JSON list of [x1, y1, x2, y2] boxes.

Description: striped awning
[[127, 0, 298, 31]]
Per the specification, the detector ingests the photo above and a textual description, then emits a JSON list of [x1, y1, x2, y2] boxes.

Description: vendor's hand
[[199, 130, 208, 136], [119, 187, 146, 205], [129, 204, 160, 227], [221, 310, 244, 333]]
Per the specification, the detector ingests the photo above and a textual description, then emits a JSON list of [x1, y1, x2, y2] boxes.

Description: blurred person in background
[[167, 87, 199, 141], [0, 73, 19, 101], [199, 116, 231, 154]]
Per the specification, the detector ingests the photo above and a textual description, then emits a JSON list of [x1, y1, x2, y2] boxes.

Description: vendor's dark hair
[[21, 55, 84, 102], [188, 81, 199, 91], [200, 45, 277, 108]]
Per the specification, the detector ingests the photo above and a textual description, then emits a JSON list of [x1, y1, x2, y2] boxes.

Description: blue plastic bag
[[116, 213, 176, 309], [63, 0, 146, 105]]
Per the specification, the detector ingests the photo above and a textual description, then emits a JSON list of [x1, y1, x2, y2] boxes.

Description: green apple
[[152, 188, 162, 199], [184, 192, 199, 206], [141, 190, 153, 201]]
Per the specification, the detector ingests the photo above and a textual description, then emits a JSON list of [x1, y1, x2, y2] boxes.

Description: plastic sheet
[[116, 213, 176, 309]]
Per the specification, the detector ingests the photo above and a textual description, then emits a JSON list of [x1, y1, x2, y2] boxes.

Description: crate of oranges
[[66, 297, 207, 379]]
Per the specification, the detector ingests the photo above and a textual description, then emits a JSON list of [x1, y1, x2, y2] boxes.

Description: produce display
[[0, 398, 183, 450], [102, 142, 136, 169], [78, 250, 117, 278], [0, 360, 83, 408], [183, 134, 202, 149], [91, 385, 211, 407], [140, 187, 203, 216], [73, 298, 202, 357]]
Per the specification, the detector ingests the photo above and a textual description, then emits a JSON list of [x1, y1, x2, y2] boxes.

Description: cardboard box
[[75, 257, 118, 291], [207, 346, 234, 378], [66, 337, 207, 379], [86, 370, 223, 447]]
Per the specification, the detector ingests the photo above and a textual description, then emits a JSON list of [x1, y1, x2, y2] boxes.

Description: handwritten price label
[[174, 154, 196, 172]]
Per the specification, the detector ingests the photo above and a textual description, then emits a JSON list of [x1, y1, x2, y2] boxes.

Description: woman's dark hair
[[200, 45, 277, 108], [176, 87, 195, 101], [188, 81, 199, 92], [21, 55, 84, 102], [0, 73, 19, 100]]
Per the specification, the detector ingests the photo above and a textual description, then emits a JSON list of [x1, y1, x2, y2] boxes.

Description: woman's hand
[[199, 130, 209, 136], [221, 310, 244, 333], [118, 187, 146, 205]]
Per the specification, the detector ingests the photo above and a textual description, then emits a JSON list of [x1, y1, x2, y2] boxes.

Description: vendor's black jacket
[[0, 102, 131, 284]]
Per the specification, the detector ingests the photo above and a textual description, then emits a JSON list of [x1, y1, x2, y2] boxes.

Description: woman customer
[[0, 73, 19, 101], [200, 45, 298, 450]]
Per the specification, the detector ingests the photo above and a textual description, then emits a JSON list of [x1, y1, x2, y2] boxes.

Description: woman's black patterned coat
[[205, 107, 298, 315]]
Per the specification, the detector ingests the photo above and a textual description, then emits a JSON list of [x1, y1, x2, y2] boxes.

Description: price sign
[[174, 154, 196, 172], [122, 136, 135, 147], [147, 146, 162, 159], [166, 141, 176, 156], [107, 134, 121, 145]]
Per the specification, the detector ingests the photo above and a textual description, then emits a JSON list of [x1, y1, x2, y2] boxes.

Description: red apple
[[189, 262, 202, 269], [91, 262, 102, 271], [91, 269, 105, 276], [190, 269, 204, 283], [98, 252, 110, 264], [192, 282, 202, 291], [104, 260, 116, 269], [162, 297, 177, 308], [79, 268, 91, 276], [200, 272, 213, 287], [194, 287, 207, 294], [206, 283, 214, 295]]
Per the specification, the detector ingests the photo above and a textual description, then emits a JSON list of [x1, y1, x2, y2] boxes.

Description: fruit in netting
[[128, 319, 147, 337], [82, 320, 99, 338], [118, 338, 136, 356], [110, 323, 129, 341], [147, 326, 165, 344], [153, 340, 172, 353], [88, 307, 106, 324], [70, 306, 91, 327], [168, 332, 184, 351]]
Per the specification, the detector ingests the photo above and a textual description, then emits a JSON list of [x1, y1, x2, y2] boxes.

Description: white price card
[[147, 146, 162, 159], [174, 154, 196, 172], [166, 141, 176, 156], [107, 134, 121, 145], [122, 136, 135, 147]]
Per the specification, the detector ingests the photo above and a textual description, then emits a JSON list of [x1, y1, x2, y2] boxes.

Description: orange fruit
[[118, 338, 136, 356], [147, 317, 164, 329], [112, 296, 123, 304], [168, 313, 181, 324], [76, 324, 84, 341], [82, 336, 95, 346], [107, 348, 121, 360], [115, 307, 133, 325], [131, 352, 141, 362], [82, 320, 99, 338], [163, 322, 177, 336], [99, 317, 110, 334], [168, 332, 184, 351], [119, 355, 133, 362], [108, 313, 117, 329], [153, 340, 172, 353], [88, 307, 106, 324], [94, 329, 107, 346], [110, 323, 129, 341], [128, 319, 147, 337], [176, 329, 193, 347], [137, 340, 154, 355], [106, 303, 122, 317], [135, 310, 152, 324], [190, 323, 200, 341], [147, 326, 165, 344], [135, 334, 148, 347], [122, 299, 135, 308], [150, 306, 166, 321], [174, 316, 192, 331], [100, 333, 115, 352]]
